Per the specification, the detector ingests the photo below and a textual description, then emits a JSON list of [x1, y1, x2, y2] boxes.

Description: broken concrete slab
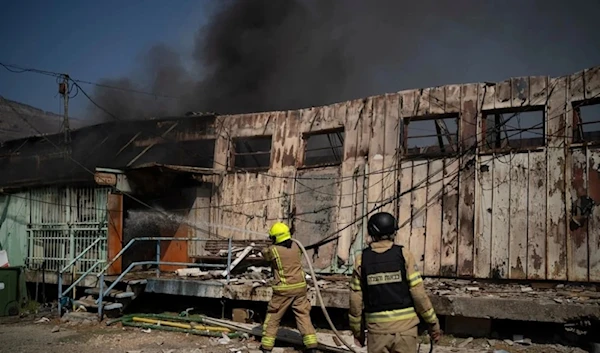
[[146, 277, 600, 324]]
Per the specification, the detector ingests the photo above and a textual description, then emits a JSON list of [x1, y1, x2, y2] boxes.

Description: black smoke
[[89, 0, 600, 122]]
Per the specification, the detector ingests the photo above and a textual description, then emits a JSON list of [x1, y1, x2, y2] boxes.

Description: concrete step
[[84, 287, 135, 299], [74, 297, 123, 311]]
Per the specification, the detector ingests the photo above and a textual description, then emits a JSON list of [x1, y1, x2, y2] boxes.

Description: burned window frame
[[481, 106, 546, 153], [572, 98, 600, 144], [301, 127, 345, 168], [401, 113, 460, 158], [231, 135, 273, 171]]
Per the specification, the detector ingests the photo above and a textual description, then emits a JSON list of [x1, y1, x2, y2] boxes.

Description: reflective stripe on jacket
[[262, 240, 307, 295]]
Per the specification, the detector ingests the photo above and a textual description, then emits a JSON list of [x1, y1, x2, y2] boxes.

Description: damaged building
[[1, 65, 600, 328]]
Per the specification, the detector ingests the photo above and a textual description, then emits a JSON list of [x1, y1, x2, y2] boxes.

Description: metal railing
[[96, 237, 230, 301], [94, 237, 236, 319], [57, 236, 107, 316], [56, 236, 237, 319]]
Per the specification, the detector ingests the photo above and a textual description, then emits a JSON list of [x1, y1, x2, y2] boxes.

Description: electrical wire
[[0, 60, 462, 182], [1, 62, 598, 248], [1, 89, 593, 221], [0, 62, 180, 100], [305, 91, 600, 250], [0, 60, 581, 184]]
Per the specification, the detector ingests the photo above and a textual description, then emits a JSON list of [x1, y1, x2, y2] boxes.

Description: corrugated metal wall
[[205, 65, 600, 282]]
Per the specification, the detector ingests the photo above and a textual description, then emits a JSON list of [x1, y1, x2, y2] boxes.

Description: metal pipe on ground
[[132, 316, 231, 332]]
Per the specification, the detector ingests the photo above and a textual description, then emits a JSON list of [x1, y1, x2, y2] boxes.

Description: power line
[[0, 59, 494, 181], [1, 60, 578, 183], [1, 90, 594, 255], [305, 87, 600, 250], [0, 62, 181, 100], [2, 61, 597, 237]]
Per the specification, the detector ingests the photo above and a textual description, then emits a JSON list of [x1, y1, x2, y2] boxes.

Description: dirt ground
[[0, 319, 265, 353], [0, 318, 588, 353]]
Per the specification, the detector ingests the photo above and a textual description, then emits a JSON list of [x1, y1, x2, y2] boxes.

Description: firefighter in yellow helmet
[[260, 222, 318, 353], [349, 212, 442, 353]]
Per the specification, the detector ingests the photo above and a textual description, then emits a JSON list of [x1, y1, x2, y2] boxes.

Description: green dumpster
[[0, 267, 21, 317]]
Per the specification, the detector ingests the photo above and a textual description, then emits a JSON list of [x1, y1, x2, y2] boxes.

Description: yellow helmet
[[269, 222, 291, 244]]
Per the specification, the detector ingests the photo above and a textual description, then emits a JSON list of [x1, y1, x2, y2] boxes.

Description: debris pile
[[422, 278, 600, 304], [108, 313, 361, 353]]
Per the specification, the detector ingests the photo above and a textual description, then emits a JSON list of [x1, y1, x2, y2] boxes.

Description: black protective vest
[[361, 244, 414, 313]]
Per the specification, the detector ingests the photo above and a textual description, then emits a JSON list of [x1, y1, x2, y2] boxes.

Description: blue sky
[[0, 0, 213, 117]]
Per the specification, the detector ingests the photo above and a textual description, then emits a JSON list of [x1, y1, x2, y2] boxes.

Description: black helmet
[[367, 212, 399, 238]]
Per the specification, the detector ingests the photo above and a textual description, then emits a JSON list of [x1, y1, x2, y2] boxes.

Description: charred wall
[[0, 116, 217, 190], [3, 66, 600, 282], [207, 65, 600, 281]]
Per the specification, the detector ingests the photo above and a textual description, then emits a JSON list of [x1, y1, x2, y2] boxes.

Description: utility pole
[[58, 74, 71, 146]]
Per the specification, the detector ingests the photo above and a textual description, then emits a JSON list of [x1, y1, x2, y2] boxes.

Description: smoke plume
[[89, 0, 600, 121]]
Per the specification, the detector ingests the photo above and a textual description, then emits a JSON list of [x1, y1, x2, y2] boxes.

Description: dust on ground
[[0, 318, 270, 353], [0, 318, 587, 353]]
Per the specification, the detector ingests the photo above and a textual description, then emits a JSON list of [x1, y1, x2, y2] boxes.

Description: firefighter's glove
[[428, 322, 442, 344]]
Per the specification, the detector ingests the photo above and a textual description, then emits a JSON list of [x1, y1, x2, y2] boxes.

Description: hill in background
[[0, 97, 88, 142]]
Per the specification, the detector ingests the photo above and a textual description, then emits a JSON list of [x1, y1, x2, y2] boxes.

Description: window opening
[[303, 128, 344, 166], [573, 100, 600, 143], [483, 108, 545, 151], [402, 114, 459, 156], [232, 136, 272, 170]]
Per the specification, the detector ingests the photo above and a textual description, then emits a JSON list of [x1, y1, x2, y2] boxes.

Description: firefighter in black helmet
[[349, 212, 442, 353]]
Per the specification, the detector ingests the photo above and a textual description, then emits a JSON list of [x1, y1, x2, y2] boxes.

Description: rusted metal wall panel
[[508, 153, 529, 279], [547, 76, 568, 280], [474, 151, 549, 280], [5, 64, 600, 281], [382, 94, 400, 216], [475, 155, 494, 278], [294, 167, 340, 270], [216, 173, 283, 240], [442, 158, 460, 276], [228, 112, 276, 137], [367, 96, 386, 218], [457, 83, 478, 277], [564, 147, 600, 282], [527, 152, 547, 279], [491, 155, 511, 279], [568, 149, 589, 281], [396, 161, 413, 248], [337, 100, 362, 264], [424, 159, 443, 276], [409, 161, 428, 273], [588, 149, 600, 282], [107, 192, 123, 275]]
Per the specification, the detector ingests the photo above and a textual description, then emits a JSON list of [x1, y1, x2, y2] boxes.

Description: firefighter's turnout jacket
[[349, 240, 439, 353], [260, 239, 318, 350]]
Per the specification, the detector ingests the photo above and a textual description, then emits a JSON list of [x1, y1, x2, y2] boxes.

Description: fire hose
[[292, 239, 435, 353]]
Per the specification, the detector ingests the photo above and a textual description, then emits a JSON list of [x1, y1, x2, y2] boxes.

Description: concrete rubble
[[187, 266, 600, 307], [59, 311, 100, 326], [423, 278, 600, 305]]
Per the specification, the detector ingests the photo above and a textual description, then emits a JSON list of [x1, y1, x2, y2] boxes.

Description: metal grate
[[27, 186, 110, 275]]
